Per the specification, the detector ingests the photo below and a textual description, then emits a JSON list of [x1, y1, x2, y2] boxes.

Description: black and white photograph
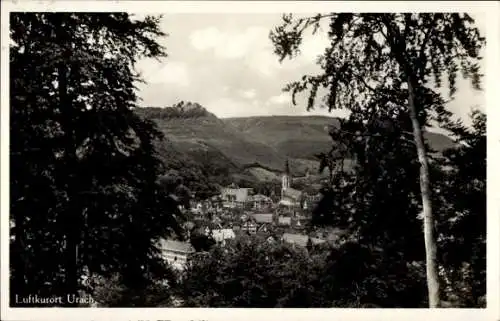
[[1, 1, 499, 320]]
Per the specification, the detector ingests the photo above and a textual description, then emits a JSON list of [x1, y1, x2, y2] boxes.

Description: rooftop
[[279, 199, 294, 207], [278, 216, 292, 225], [159, 239, 195, 254], [283, 188, 302, 200], [252, 213, 274, 223], [282, 233, 326, 247], [250, 194, 272, 202], [212, 229, 236, 242]]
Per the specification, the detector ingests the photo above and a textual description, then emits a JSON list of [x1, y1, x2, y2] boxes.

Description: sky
[[135, 13, 486, 126]]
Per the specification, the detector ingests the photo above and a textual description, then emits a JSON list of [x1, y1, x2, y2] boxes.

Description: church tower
[[281, 159, 291, 199]]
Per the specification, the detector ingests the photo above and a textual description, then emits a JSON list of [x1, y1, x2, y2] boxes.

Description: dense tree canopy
[[180, 235, 430, 307], [10, 12, 183, 306], [435, 110, 486, 307], [179, 235, 330, 307], [310, 101, 429, 306], [270, 12, 485, 307]]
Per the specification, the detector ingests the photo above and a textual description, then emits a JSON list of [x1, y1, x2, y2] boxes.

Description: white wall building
[[159, 239, 195, 271]]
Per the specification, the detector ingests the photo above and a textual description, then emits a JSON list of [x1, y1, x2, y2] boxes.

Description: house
[[281, 233, 326, 248], [249, 194, 274, 210], [240, 220, 257, 235], [211, 228, 236, 245], [304, 192, 322, 208], [278, 215, 292, 226], [191, 200, 211, 215], [252, 213, 274, 225], [221, 184, 253, 208], [159, 239, 195, 271], [280, 188, 303, 207], [203, 222, 223, 236]]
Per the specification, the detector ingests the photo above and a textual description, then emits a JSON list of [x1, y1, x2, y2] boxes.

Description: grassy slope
[[226, 115, 455, 155], [135, 107, 287, 178], [225, 116, 339, 160], [136, 108, 455, 184], [153, 116, 286, 171]]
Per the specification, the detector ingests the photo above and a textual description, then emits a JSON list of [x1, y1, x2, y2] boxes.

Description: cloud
[[266, 93, 291, 106], [138, 60, 190, 87], [205, 96, 303, 118], [300, 31, 330, 63], [138, 13, 485, 130], [249, 50, 289, 77], [190, 26, 267, 59], [189, 27, 223, 51], [189, 25, 302, 78], [239, 89, 257, 99], [445, 80, 485, 125], [153, 62, 190, 87], [205, 97, 260, 118]]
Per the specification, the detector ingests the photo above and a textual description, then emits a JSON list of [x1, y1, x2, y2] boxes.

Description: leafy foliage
[[89, 271, 179, 307], [9, 12, 183, 306], [309, 99, 428, 305], [434, 110, 486, 307], [270, 12, 485, 307], [310, 107, 486, 307], [179, 235, 330, 307], [270, 13, 484, 112], [180, 235, 429, 308], [322, 242, 428, 308]]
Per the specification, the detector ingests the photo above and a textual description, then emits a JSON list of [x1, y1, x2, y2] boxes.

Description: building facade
[[159, 239, 195, 271], [221, 184, 253, 208]]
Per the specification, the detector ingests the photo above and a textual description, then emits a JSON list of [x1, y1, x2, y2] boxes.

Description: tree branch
[[380, 15, 412, 78], [354, 74, 377, 94], [418, 16, 439, 79]]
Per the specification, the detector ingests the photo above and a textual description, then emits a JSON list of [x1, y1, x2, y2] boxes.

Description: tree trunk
[[53, 14, 81, 306], [57, 46, 79, 307], [407, 76, 441, 308], [59, 60, 79, 306]]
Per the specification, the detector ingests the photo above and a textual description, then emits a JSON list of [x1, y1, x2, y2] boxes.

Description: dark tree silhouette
[[270, 12, 484, 307], [10, 12, 183, 306]]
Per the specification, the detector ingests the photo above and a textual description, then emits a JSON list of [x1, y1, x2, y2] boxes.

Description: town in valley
[[161, 159, 342, 272], [5, 6, 489, 311]]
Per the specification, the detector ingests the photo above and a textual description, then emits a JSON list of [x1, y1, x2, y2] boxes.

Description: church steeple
[[282, 159, 291, 196]]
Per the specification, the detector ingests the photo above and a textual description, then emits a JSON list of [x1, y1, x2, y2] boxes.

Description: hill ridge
[[136, 105, 456, 186]]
